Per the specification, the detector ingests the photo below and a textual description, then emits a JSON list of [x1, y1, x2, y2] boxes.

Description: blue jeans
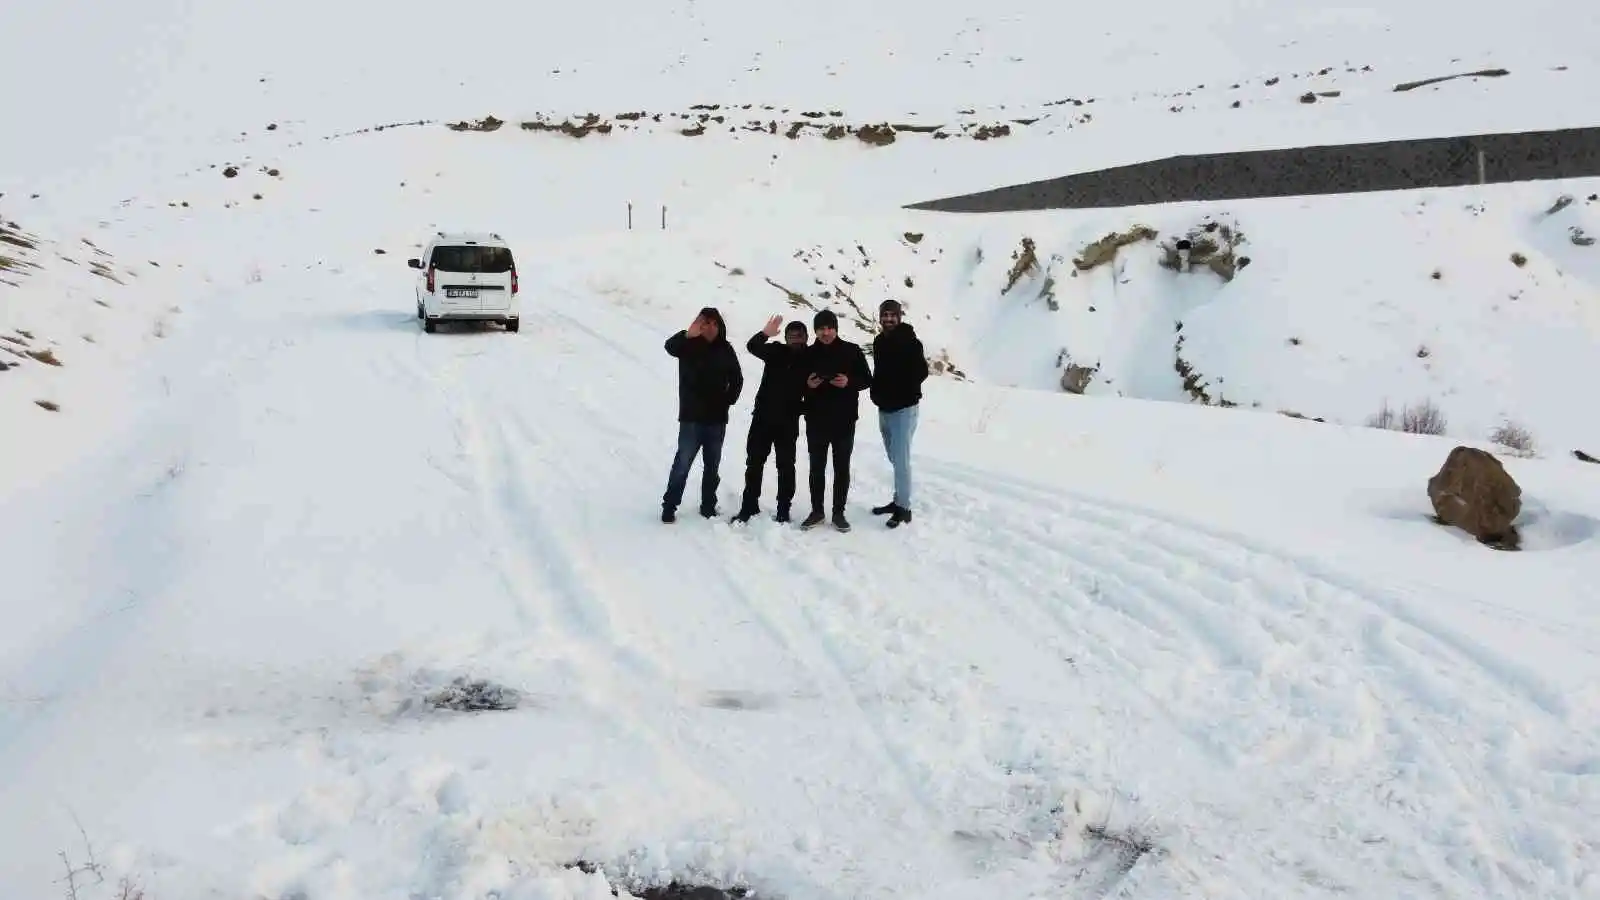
[[878, 404, 919, 508], [662, 422, 727, 512]]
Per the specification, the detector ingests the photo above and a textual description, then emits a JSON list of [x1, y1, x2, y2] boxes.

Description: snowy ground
[[3, 0, 1600, 898]]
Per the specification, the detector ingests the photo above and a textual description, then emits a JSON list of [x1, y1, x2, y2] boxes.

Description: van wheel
[[423, 319, 437, 333], [416, 303, 424, 319], [506, 319, 520, 333]]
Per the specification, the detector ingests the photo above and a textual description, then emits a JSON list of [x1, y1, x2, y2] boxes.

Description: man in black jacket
[[660, 307, 744, 522], [868, 299, 930, 528], [733, 314, 810, 524], [798, 308, 873, 532]]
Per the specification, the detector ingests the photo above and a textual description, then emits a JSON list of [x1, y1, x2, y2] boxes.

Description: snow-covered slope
[[2, 0, 1600, 898], [0, 213, 212, 486], [4, 269, 1598, 900]]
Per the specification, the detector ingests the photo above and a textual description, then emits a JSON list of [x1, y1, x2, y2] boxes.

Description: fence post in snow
[[661, 205, 667, 230], [1477, 149, 1486, 185], [628, 202, 633, 231]]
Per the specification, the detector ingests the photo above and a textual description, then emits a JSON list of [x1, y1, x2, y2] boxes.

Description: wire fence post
[[627, 201, 633, 230]]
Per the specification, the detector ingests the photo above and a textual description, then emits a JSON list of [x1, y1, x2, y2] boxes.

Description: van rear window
[[430, 245, 513, 273]]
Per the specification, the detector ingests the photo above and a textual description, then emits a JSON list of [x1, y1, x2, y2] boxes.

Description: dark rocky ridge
[[906, 126, 1600, 212]]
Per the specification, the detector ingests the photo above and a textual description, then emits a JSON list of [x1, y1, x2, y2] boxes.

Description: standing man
[[660, 307, 743, 523], [869, 299, 929, 528], [798, 309, 872, 532], [733, 314, 811, 524]]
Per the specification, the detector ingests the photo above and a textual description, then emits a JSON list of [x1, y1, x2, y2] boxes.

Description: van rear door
[[430, 245, 514, 313]]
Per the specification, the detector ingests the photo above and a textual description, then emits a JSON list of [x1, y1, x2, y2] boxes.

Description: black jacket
[[869, 323, 930, 413], [800, 337, 873, 423], [665, 316, 743, 424], [745, 332, 810, 421]]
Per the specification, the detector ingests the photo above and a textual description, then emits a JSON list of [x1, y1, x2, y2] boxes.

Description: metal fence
[[905, 126, 1600, 213]]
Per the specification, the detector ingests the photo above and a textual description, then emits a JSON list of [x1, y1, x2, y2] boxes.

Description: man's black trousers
[[740, 414, 800, 513], [805, 416, 856, 515]]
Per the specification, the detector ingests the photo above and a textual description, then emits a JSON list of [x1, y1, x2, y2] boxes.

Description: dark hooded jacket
[[745, 331, 810, 423], [869, 322, 930, 413], [664, 309, 744, 424], [800, 336, 873, 423]]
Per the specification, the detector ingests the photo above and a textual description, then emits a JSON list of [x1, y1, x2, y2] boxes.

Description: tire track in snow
[[727, 523, 1184, 897], [917, 457, 1600, 896], [477, 315, 962, 835], [523, 292, 1191, 891], [908, 475, 1399, 893], [435, 347, 550, 633], [436, 339, 748, 811], [930, 456, 1586, 734], [540, 289, 662, 370], [701, 526, 968, 832], [755, 515, 1203, 871], [932, 457, 1587, 721], [433, 299, 992, 855], [231, 316, 757, 895], [492, 392, 871, 707], [922, 475, 1376, 771], [531, 305, 992, 826], [490, 411, 685, 685]]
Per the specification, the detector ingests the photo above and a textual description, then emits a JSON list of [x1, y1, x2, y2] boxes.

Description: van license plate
[[446, 288, 478, 298]]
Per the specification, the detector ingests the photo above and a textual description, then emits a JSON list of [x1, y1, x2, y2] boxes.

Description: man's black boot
[[800, 510, 826, 530]]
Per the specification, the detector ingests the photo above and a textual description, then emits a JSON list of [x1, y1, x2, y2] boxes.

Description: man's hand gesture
[[686, 315, 704, 338], [829, 373, 849, 388], [762, 314, 782, 338], [806, 373, 823, 389]]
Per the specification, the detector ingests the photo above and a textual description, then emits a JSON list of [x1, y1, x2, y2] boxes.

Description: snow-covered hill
[[2, 0, 1599, 898]]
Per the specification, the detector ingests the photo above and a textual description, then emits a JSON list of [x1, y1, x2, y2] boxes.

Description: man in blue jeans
[[868, 299, 929, 528], [661, 307, 744, 522]]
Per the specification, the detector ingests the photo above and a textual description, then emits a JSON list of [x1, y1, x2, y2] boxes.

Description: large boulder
[[1427, 446, 1523, 548]]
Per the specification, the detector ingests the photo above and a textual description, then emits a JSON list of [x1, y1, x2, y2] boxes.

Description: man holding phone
[[797, 309, 872, 531]]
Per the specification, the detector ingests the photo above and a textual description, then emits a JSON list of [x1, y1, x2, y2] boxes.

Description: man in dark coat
[[798, 308, 873, 532], [868, 299, 930, 528], [733, 314, 811, 524], [660, 307, 743, 522]]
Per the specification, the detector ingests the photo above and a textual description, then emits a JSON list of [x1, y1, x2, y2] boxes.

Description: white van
[[407, 232, 520, 333]]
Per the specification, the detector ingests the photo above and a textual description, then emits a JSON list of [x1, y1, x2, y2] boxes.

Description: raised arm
[[667, 316, 708, 357], [746, 331, 782, 361]]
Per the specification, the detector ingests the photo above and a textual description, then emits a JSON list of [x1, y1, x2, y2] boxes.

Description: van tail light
[[426, 265, 435, 293], [511, 266, 519, 295]]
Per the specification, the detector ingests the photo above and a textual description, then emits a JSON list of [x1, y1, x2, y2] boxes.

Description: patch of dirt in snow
[[422, 675, 523, 712], [567, 860, 753, 899]]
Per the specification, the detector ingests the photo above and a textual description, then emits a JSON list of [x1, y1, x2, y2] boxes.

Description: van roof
[[431, 231, 509, 247]]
